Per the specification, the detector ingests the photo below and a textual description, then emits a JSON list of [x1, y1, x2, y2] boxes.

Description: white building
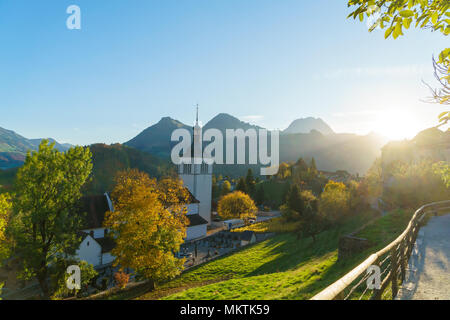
[[178, 108, 213, 228], [75, 193, 115, 268], [75, 189, 209, 266]]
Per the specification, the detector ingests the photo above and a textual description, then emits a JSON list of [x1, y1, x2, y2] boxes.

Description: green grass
[[133, 210, 375, 300], [101, 208, 413, 300]]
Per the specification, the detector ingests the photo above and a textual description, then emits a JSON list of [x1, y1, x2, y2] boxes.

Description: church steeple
[[193, 104, 202, 164], [195, 103, 199, 127]]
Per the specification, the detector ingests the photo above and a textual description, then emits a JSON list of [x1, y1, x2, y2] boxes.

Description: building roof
[[96, 237, 116, 254], [187, 214, 208, 227], [79, 195, 110, 229], [186, 189, 200, 204]]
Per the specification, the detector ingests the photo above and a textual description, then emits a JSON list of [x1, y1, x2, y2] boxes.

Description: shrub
[[114, 271, 130, 289]]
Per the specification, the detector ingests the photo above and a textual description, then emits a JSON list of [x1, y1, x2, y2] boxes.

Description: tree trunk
[[37, 271, 50, 299]]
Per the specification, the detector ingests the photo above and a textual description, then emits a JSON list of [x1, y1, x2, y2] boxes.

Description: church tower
[[178, 105, 213, 224]]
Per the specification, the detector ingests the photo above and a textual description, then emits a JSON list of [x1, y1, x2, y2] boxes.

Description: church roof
[[186, 189, 200, 204], [96, 237, 116, 254], [187, 214, 208, 227], [79, 195, 110, 229]]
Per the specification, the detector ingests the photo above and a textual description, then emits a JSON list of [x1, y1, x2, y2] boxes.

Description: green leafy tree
[[0, 193, 12, 298], [245, 169, 256, 196], [236, 177, 248, 194], [221, 180, 231, 196], [9, 140, 92, 298], [319, 181, 351, 223], [50, 259, 97, 299], [433, 161, 450, 188], [255, 185, 266, 206]]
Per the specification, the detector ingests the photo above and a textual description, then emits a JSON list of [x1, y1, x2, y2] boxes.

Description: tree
[[0, 193, 11, 261], [348, 1, 449, 105], [277, 162, 291, 180], [255, 185, 266, 206], [245, 169, 256, 196], [319, 181, 351, 223], [296, 205, 328, 243], [10, 140, 92, 298], [281, 185, 317, 222], [310, 157, 318, 174], [433, 161, 450, 188], [236, 177, 248, 194], [221, 180, 231, 196], [217, 191, 257, 224], [103, 169, 189, 289], [50, 259, 97, 299], [0, 193, 11, 298]]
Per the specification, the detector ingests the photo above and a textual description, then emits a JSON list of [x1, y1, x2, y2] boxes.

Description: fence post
[[400, 239, 406, 282], [391, 246, 398, 299]]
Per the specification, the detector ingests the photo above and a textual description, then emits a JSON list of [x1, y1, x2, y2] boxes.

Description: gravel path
[[399, 213, 450, 300]]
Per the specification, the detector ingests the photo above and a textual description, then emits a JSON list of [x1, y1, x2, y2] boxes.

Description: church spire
[[195, 103, 199, 126]]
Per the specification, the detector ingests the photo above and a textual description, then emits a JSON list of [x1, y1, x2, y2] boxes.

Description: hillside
[[114, 209, 412, 300], [283, 117, 334, 135], [0, 126, 72, 169], [125, 117, 191, 158], [84, 143, 176, 195], [0, 143, 175, 195]]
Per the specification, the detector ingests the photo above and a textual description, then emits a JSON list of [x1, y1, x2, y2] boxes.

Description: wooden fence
[[311, 200, 450, 300]]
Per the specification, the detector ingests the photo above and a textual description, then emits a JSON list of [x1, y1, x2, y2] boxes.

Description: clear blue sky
[[0, 0, 447, 145]]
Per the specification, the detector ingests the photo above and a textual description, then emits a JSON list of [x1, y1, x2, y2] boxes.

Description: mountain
[[283, 117, 334, 135], [0, 127, 72, 169], [280, 131, 387, 175], [125, 117, 191, 158], [126, 113, 387, 175], [204, 113, 262, 132]]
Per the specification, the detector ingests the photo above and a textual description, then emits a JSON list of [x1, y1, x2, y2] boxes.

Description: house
[[75, 193, 115, 268], [75, 189, 208, 266]]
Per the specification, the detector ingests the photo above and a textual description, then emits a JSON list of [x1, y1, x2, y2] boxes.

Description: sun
[[371, 109, 420, 141]]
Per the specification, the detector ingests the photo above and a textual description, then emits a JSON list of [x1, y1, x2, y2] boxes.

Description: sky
[[0, 0, 448, 145]]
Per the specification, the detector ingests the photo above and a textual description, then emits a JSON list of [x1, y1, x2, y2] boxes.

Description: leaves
[[10, 140, 92, 297], [104, 169, 189, 283], [218, 191, 257, 223]]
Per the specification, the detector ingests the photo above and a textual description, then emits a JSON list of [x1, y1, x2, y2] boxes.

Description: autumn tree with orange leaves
[[104, 169, 189, 289]]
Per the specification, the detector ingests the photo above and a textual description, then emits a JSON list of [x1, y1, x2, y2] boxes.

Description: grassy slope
[[133, 209, 414, 300], [134, 209, 411, 300]]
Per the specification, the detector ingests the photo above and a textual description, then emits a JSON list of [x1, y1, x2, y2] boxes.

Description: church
[[179, 108, 213, 241]]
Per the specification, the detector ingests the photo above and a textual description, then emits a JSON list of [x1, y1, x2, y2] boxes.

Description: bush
[[114, 271, 130, 289]]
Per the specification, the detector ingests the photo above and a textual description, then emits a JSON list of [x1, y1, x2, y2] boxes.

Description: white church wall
[[76, 235, 102, 267], [187, 203, 199, 215], [186, 224, 207, 241], [180, 173, 212, 224]]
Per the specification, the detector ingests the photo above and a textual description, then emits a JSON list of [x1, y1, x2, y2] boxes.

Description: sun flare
[[371, 109, 420, 141]]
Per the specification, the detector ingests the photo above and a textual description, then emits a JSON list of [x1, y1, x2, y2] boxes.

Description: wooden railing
[[311, 200, 450, 300]]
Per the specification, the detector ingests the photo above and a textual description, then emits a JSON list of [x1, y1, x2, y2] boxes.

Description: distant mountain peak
[[283, 117, 334, 135], [204, 113, 263, 131]]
